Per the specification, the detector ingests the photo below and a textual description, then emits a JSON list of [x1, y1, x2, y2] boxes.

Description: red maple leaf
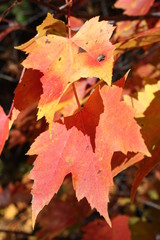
[[0, 106, 9, 155], [115, 0, 154, 16], [28, 84, 150, 226], [14, 69, 43, 111], [82, 215, 131, 240]]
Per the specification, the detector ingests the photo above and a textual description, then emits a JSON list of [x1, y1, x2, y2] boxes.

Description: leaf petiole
[[72, 82, 81, 110]]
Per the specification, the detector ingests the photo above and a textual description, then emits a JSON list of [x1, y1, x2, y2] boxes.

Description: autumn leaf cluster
[[0, 0, 160, 232]]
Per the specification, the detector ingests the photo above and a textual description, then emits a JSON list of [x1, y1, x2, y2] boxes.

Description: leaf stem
[[72, 83, 81, 110], [66, 0, 72, 39], [66, 0, 81, 110]]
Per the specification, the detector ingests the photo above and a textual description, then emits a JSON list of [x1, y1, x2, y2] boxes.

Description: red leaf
[[14, 69, 43, 111], [70, 16, 84, 31], [115, 0, 154, 16], [112, 152, 144, 177], [36, 188, 90, 239], [0, 106, 9, 155], [28, 84, 149, 226], [36, 198, 78, 239], [82, 215, 131, 240]]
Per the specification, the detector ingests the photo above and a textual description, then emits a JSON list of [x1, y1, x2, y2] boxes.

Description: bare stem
[[0, 0, 22, 23], [66, 0, 72, 39], [70, 12, 160, 23]]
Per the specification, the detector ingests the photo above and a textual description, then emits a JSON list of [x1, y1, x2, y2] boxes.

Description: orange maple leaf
[[28, 84, 150, 227], [16, 15, 115, 130]]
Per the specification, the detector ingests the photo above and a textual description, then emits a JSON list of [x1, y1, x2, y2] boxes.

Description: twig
[[0, 0, 22, 24], [66, 0, 81, 110], [29, 0, 61, 12], [0, 74, 15, 82], [71, 12, 160, 23], [26, 0, 160, 23], [137, 197, 160, 210], [67, 0, 72, 39], [59, 1, 72, 11]]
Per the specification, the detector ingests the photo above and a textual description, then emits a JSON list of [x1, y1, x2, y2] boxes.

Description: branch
[[0, 0, 22, 24], [71, 12, 160, 23], [18, 0, 160, 23], [28, 0, 63, 13]]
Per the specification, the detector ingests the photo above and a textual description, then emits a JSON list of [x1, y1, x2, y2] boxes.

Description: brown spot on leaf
[[78, 47, 86, 53], [97, 170, 102, 174], [97, 54, 105, 62], [59, 57, 61, 61], [45, 39, 51, 44]]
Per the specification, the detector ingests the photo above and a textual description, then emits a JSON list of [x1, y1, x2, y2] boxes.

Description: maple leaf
[[28, 84, 149, 226], [14, 69, 43, 111], [124, 81, 160, 116], [115, 27, 160, 56], [122, 81, 160, 198], [131, 90, 160, 199], [114, 0, 154, 16], [16, 13, 66, 54], [0, 104, 21, 155], [58, 78, 97, 117], [16, 15, 115, 129], [36, 181, 90, 240], [113, 20, 140, 42], [0, 106, 9, 155], [112, 152, 144, 177], [70, 16, 84, 31], [82, 216, 130, 240], [36, 198, 78, 239]]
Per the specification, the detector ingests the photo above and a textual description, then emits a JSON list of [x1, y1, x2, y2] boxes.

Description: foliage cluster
[[0, 0, 160, 239]]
